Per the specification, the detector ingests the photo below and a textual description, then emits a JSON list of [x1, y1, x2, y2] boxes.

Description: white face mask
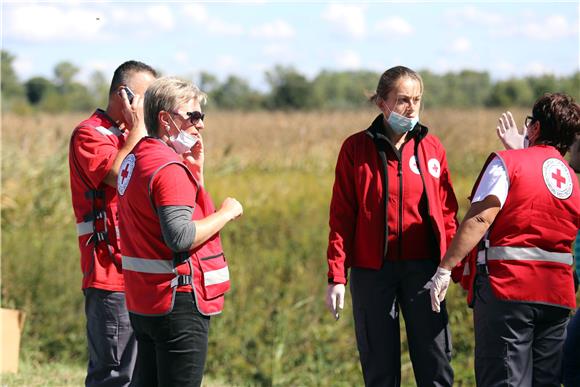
[[166, 115, 199, 154], [169, 130, 198, 154]]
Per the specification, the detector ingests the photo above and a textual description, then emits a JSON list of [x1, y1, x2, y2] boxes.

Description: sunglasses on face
[[172, 111, 205, 125]]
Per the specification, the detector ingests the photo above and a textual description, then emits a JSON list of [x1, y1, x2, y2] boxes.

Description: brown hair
[[368, 65, 423, 103], [532, 92, 580, 155]]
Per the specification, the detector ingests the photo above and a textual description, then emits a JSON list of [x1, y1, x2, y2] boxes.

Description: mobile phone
[[122, 86, 135, 104]]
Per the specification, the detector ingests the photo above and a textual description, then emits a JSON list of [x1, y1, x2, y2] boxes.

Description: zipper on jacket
[[397, 158, 403, 260]]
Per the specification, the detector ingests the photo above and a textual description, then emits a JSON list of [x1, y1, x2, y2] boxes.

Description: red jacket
[[327, 115, 459, 284], [462, 146, 580, 309], [69, 109, 125, 291], [118, 138, 230, 316]]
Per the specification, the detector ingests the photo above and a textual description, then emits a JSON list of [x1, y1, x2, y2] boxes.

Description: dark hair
[[369, 65, 423, 103], [108, 60, 158, 96], [533, 93, 580, 154]]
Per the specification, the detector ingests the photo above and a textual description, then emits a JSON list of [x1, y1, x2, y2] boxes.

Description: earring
[[165, 125, 170, 131]]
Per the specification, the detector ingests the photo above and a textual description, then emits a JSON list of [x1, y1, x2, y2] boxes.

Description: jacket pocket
[[198, 253, 230, 299]]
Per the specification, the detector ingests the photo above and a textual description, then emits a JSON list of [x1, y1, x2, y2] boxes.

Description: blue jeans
[[129, 292, 210, 387], [563, 310, 580, 386], [84, 288, 137, 387]]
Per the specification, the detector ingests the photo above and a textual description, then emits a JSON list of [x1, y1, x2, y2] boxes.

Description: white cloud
[[446, 6, 503, 26], [524, 62, 555, 76], [215, 55, 238, 73], [174, 52, 189, 65], [449, 37, 471, 53], [182, 4, 208, 23], [145, 6, 174, 31], [6, 5, 107, 41], [336, 50, 361, 69], [262, 44, 292, 59], [520, 15, 577, 40], [322, 4, 366, 38], [250, 20, 295, 39], [375, 17, 414, 36], [207, 18, 244, 36]]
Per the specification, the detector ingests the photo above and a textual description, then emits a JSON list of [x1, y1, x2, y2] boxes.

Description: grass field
[[2, 107, 553, 386]]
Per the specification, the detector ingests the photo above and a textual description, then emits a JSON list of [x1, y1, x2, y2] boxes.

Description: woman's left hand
[[183, 134, 204, 185], [496, 111, 526, 150]]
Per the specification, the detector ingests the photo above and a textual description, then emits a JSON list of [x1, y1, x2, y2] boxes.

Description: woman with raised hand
[[426, 93, 580, 386]]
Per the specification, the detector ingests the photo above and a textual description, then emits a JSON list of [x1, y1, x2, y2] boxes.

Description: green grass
[[3, 108, 569, 386], [0, 360, 230, 387]]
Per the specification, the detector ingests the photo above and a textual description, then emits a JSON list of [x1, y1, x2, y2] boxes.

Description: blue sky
[[2, 1, 579, 91]]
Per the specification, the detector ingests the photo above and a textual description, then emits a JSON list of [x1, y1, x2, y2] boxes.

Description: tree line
[[2, 50, 578, 113]]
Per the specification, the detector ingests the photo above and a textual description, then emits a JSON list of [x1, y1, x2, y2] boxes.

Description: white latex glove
[[496, 111, 527, 150], [326, 283, 345, 320], [423, 267, 452, 313]]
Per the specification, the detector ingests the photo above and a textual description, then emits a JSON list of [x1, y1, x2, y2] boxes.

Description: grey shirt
[[157, 205, 196, 252]]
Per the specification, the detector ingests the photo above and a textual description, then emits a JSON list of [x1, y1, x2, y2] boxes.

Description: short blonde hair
[[144, 77, 207, 137]]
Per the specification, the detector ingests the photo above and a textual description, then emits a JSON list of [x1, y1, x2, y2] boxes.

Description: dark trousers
[[473, 274, 569, 387], [129, 292, 210, 387], [350, 260, 454, 387], [563, 310, 580, 386], [84, 288, 137, 387]]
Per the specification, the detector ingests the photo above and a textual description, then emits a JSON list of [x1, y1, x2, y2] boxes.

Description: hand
[[220, 197, 243, 221], [119, 88, 145, 136], [496, 111, 526, 150], [423, 266, 451, 313], [182, 134, 204, 183], [326, 283, 345, 320]]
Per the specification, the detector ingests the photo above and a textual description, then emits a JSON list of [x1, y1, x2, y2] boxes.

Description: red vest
[[462, 146, 580, 309], [118, 138, 230, 316], [69, 110, 125, 291]]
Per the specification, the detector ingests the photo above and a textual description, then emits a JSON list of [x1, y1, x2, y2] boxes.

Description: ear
[[158, 111, 170, 128], [157, 111, 172, 137]]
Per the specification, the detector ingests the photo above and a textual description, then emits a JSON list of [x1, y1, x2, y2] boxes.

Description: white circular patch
[[542, 158, 572, 199], [427, 158, 441, 179], [408, 156, 420, 175], [117, 154, 136, 196]]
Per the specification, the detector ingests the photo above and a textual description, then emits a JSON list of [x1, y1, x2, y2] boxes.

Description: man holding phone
[[68, 60, 157, 386]]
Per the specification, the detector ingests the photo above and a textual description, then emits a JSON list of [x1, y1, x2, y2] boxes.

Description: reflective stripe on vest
[[205, 267, 229, 286], [122, 256, 230, 287], [76, 221, 93, 236], [122, 256, 174, 273], [487, 246, 573, 265]]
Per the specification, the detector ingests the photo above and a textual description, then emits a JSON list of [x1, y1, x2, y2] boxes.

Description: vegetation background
[[1, 51, 579, 385]]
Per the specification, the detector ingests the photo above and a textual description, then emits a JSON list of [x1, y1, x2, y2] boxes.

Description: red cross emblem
[[117, 154, 135, 196], [551, 168, 566, 188], [543, 158, 572, 200], [121, 163, 131, 185]]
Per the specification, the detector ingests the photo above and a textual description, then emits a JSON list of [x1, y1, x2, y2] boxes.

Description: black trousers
[[473, 274, 569, 387], [350, 260, 454, 387], [129, 292, 210, 387]]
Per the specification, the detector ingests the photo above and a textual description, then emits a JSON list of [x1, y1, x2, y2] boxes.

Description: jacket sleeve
[[437, 145, 459, 251], [327, 138, 357, 284]]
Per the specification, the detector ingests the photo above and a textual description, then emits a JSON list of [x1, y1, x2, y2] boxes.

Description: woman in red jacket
[[325, 66, 459, 386]]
